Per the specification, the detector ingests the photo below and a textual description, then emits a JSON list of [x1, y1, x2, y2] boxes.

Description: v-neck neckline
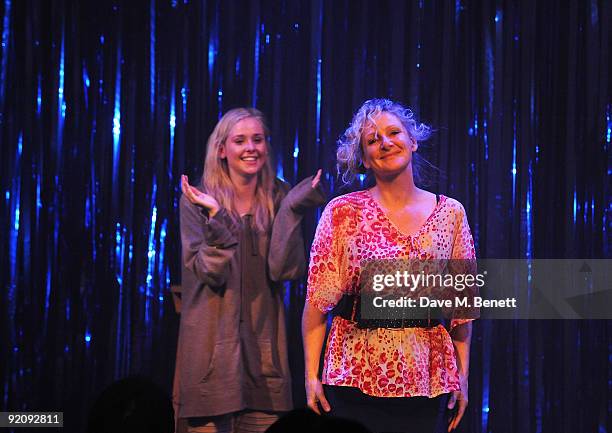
[[366, 189, 444, 239]]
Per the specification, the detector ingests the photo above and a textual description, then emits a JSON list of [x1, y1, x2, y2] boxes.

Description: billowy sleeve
[[306, 200, 351, 314], [179, 195, 239, 290], [268, 176, 327, 281], [451, 202, 476, 261], [449, 202, 479, 329]]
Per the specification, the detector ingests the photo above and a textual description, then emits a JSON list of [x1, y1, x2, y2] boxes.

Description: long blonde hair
[[201, 108, 275, 233]]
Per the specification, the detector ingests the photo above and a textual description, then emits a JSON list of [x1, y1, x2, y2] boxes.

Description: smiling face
[[219, 116, 268, 180], [360, 112, 418, 179]]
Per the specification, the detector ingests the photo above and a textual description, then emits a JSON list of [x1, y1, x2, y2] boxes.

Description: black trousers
[[324, 385, 448, 433]]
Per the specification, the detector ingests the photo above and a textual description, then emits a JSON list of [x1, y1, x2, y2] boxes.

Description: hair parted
[[201, 107, 275, 233], [336, 98, 433, 185]]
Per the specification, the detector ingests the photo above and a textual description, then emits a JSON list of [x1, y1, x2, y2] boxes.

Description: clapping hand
[[311, 169, 323, 189], [181, 175, 220, 218]]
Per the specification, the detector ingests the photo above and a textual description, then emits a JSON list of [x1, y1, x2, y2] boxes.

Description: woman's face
[[360, 112, 417, 178], [220, 117, 268, 180]]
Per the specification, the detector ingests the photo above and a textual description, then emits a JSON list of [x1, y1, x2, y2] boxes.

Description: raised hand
[[181, 175, 220, 218], [311, 169, 323, 189]]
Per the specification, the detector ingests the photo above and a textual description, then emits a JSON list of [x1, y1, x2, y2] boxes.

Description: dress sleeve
[[449, 203, 479, 329], [451, 203, 476, 261], [179, 195, 239, 288], [306, 200, 350, 314], [268, 175, 327, 281]]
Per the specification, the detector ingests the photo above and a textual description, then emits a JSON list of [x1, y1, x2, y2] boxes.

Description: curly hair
[[336, 99, 433, 185]]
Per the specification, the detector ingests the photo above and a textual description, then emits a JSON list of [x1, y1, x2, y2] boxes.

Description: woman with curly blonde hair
[[303, 99, 477, 433]]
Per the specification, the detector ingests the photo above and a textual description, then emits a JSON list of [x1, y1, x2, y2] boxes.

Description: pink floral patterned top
[[306, 190, 476, 398]]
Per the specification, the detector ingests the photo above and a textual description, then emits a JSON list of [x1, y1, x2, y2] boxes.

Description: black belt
[[334, 295, 442, 329], [350, 317, 442, 329]]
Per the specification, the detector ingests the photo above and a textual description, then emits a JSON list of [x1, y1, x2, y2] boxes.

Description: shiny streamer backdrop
[[0, 1, 610, 432]]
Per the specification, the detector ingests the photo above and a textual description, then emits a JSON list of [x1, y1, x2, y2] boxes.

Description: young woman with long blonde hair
[[178, 107, 325, 433]]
